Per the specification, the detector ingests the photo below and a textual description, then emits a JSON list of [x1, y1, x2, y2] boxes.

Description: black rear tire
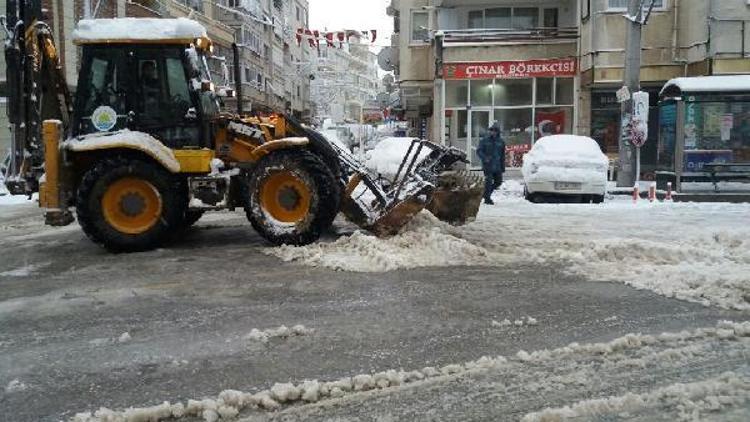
[[244, 149, 338, 246], [76, 156, 183, 252]]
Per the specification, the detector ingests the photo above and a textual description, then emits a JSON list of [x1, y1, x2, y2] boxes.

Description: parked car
[[521, 135, 609, 203]]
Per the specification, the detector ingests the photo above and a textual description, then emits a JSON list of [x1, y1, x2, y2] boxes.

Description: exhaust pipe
[[232, 42, 242, 116]]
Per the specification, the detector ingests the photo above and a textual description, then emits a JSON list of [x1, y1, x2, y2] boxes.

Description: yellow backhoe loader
[[2, 1, 482, 252]]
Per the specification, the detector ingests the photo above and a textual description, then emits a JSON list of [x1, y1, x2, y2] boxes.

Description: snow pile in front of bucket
[[266, 212, 493, 272]]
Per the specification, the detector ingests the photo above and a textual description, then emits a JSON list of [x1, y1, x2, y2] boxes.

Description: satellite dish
[[377, 47, 395, 72]]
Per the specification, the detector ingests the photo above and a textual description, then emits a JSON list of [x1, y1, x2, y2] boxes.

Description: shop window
[[543, 8, 559, 28], [494, 79, 532, 107], [494, 108, 532, 146], [470, 80, 492, 107], [536, 78, 554, 105], [513, 8, 539, 29], [485, 8, 511, 29], [468, 11, 485, 29], [535, 107, 574, 138], [445, 80, 468, 107], [681, 101, 750, 171], [556, 78, 574, 105], [411, 11, 429, 43], [467, 7, 542, 29]]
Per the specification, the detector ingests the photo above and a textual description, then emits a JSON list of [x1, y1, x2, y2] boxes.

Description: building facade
[[389, 0, 750, 172], [311, 34, 381, 123]]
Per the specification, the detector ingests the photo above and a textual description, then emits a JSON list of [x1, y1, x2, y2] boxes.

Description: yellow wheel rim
[[101, 177, 163, 235], [259, 171, 312, 224]]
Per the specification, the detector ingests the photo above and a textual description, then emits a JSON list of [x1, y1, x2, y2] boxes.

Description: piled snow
[[70, 321, 750, 421], [522, 372, 750, 421], [522, 135, 608, 184], [244, 325, 312, 344], [5, 379, 27, 393], [364, 137, 430, 180], [271, 180, 750, 310], [267, 213, 492, 272], [0, 193, 35, 206], [73, 18, 207, 42], [117, 332, 132, 343]]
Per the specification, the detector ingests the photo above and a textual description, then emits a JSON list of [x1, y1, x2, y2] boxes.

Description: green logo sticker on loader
[[91, 106, 118, 132]]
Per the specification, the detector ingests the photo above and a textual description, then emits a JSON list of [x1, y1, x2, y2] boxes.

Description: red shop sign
[[443, 58, 577, 79]]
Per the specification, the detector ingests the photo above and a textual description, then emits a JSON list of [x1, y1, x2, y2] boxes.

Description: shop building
[[389, 0, 750, 173]]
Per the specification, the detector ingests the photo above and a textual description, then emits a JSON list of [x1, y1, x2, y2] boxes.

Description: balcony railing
[[441, 27, 578, 44]]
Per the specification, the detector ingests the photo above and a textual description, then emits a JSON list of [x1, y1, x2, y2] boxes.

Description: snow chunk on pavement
[[0, 263, 46, 277], [244, 324, 313, 343], [5, 379, 27, 393], [117, 332, 132, 343]]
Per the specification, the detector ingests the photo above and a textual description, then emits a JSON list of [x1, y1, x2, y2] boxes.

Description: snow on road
[[70, 321, 750, 422], [268, 181, 750, 310]]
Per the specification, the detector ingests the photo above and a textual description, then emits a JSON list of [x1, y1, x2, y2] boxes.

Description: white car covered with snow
[[522, 135, 608, 203]]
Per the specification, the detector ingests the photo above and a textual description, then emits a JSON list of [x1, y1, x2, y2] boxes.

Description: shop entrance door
[[470, 110, 491, 169]]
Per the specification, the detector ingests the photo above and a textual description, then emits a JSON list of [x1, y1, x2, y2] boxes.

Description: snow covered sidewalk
[[70, 320, 750, 421], [268, 182, 750, 310]]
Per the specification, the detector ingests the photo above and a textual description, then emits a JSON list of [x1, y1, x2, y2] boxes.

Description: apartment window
[[244, 67, 251, 83], [608, 0, 664, 10], [225, 0, 239, 7], [296, 5, 300, 21], [411, 10, 429, 43], [468, 7, 542, 29]]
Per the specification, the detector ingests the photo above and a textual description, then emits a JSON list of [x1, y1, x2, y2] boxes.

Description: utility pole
[[617, 0, 654, 187], [83, 0, 92, 19]]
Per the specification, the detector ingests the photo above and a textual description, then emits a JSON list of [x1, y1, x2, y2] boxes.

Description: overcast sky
[[308, 0, 394, 50]]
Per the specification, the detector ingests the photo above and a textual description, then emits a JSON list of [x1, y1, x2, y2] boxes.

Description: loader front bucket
[[368, 184, 433, 237], [426, 170, 484, 225]]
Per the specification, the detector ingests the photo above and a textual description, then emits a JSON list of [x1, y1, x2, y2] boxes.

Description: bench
[[656, 164, 750, 192], [703, 163, 750, 191]]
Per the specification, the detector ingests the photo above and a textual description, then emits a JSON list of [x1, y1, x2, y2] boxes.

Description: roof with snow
[[660, 75, 750, 97], [73, 18, 207, 45]]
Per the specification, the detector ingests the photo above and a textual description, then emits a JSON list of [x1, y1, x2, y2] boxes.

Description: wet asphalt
[[0, 204, 746, 421]]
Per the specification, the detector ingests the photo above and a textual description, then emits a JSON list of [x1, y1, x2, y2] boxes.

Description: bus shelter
[[657, 76, 750, 193]]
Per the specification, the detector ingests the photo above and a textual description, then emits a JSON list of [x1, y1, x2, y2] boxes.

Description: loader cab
[[71, 40, 219, 149]]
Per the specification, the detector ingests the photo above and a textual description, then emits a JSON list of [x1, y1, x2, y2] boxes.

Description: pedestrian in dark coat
[[476, 123, 506, 205]]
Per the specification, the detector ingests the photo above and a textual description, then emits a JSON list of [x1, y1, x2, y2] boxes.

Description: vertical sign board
[[631, 91, 649, 146]]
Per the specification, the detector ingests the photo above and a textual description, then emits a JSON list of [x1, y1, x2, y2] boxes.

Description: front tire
[[244, 150, 338, 246], [76, 157, 183, 252]]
